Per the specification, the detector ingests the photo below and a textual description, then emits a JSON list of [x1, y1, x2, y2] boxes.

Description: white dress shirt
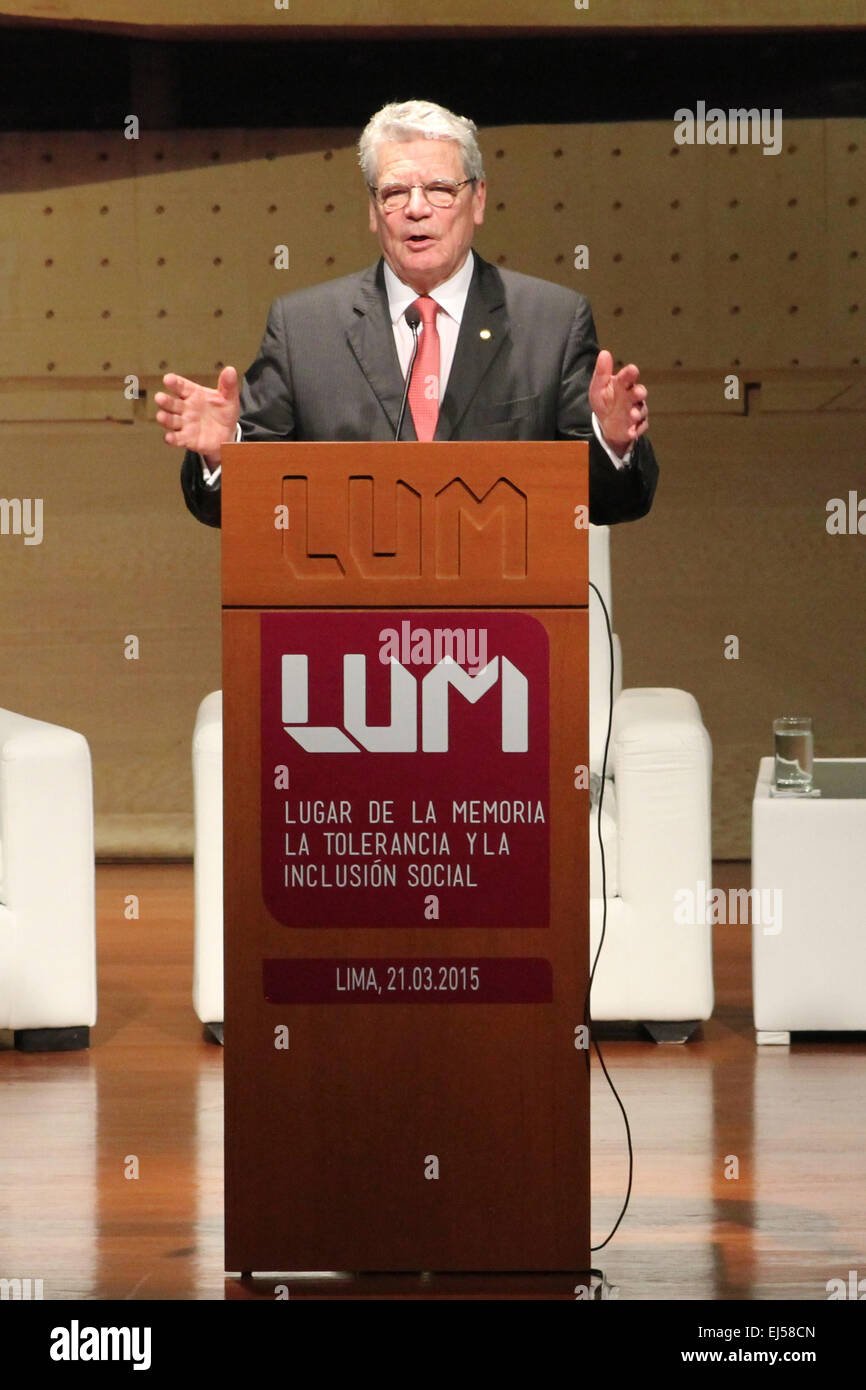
[[201, 248, 631, 485], [383, 248, 475, 397]]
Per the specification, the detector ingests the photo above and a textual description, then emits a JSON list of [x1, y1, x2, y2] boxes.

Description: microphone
[[395, 304, 421, 441]]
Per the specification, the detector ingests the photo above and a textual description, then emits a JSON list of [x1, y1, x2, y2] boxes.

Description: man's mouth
[[406, 234, 435, 245]]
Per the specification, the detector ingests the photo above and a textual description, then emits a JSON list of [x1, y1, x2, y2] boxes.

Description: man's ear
[[368, 197, 378, 235], [473, 178, 487, 227]]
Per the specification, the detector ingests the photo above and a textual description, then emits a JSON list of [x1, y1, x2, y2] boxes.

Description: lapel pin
[[479, 329, 492, 340]]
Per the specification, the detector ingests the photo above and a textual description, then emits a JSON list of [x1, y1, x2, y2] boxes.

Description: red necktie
[[408, 296, 440, 442]]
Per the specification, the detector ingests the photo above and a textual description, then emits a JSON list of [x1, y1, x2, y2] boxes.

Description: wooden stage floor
[[1, 862, 863, 1302]]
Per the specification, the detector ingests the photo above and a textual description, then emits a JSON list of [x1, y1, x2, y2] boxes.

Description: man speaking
[[157, 100, 658, 526]]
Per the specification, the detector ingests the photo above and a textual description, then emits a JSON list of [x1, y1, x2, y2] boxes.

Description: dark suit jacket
[[180, 251, 658, 527]]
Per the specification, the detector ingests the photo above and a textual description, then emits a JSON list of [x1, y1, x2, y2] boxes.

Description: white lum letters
[[281, 653, 528, 754]]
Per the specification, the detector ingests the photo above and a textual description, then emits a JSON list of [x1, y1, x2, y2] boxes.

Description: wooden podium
[[221, 441, 590, 1275]]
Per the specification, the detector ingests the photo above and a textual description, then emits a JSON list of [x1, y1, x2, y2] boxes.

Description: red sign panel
[[260, 611, 550, 929]]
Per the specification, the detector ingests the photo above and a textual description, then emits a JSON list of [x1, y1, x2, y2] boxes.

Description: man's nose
[[405, 185, 433, 214]]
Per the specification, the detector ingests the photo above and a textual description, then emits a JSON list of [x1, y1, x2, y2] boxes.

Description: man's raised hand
[[155, 365, 241, 463], [589, 350, 649, 458]]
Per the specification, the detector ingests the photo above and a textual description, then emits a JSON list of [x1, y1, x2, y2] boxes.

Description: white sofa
[[193, 525, 714, 1040], [0, 708, 96, 1049]]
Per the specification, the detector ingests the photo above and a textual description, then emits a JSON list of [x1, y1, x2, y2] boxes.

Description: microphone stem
[[395, 323, 419, 441]]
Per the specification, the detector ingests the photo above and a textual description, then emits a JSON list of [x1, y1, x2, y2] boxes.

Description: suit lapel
[[346, 259, 418, 440], [435, 253, 509, 441], [345, 253, 509, 442]]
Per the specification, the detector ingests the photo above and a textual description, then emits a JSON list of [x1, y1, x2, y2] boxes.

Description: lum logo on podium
[[280, 474, 528, 578], [280, 652, 529, 754], [260, 610, 550, 929]]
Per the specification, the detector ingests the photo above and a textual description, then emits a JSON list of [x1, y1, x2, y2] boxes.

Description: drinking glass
[[773, 715, 813, 791]]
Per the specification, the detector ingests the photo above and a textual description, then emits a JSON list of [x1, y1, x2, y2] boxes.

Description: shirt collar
[[383, 249, 476, 326]]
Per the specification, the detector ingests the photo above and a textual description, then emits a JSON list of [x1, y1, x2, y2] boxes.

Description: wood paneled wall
[[1, 119, 864, 855], [3, 122, 863, 381]]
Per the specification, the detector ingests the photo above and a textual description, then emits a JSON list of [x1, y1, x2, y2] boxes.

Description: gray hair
[[358, 100, 485, 186]]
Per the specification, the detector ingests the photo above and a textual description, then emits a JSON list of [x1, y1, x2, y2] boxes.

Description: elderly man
[[158, 100, 657, 526]]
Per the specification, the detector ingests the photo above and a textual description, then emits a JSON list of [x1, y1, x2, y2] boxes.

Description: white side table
[[752, 757, 866, 1044]]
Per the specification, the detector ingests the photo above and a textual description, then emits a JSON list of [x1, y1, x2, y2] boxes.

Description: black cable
[[586, 579, 634, 1254]]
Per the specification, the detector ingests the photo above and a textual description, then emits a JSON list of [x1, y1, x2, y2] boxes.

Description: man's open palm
[[589, 349, 649, 456], [155, 366, 241, 458]]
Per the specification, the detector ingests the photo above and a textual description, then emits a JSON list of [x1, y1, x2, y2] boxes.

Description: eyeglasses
[[369, 178, 477, 212]]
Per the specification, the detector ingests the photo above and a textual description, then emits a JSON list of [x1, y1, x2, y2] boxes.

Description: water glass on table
[[773, 715, 813, 792]]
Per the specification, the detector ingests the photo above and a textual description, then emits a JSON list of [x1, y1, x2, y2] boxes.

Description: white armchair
[[192, 525, 714, 1041], [192, 692, 223, 1043], [587, 525, 714, 1039], [0, 708, 96, 1049]]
